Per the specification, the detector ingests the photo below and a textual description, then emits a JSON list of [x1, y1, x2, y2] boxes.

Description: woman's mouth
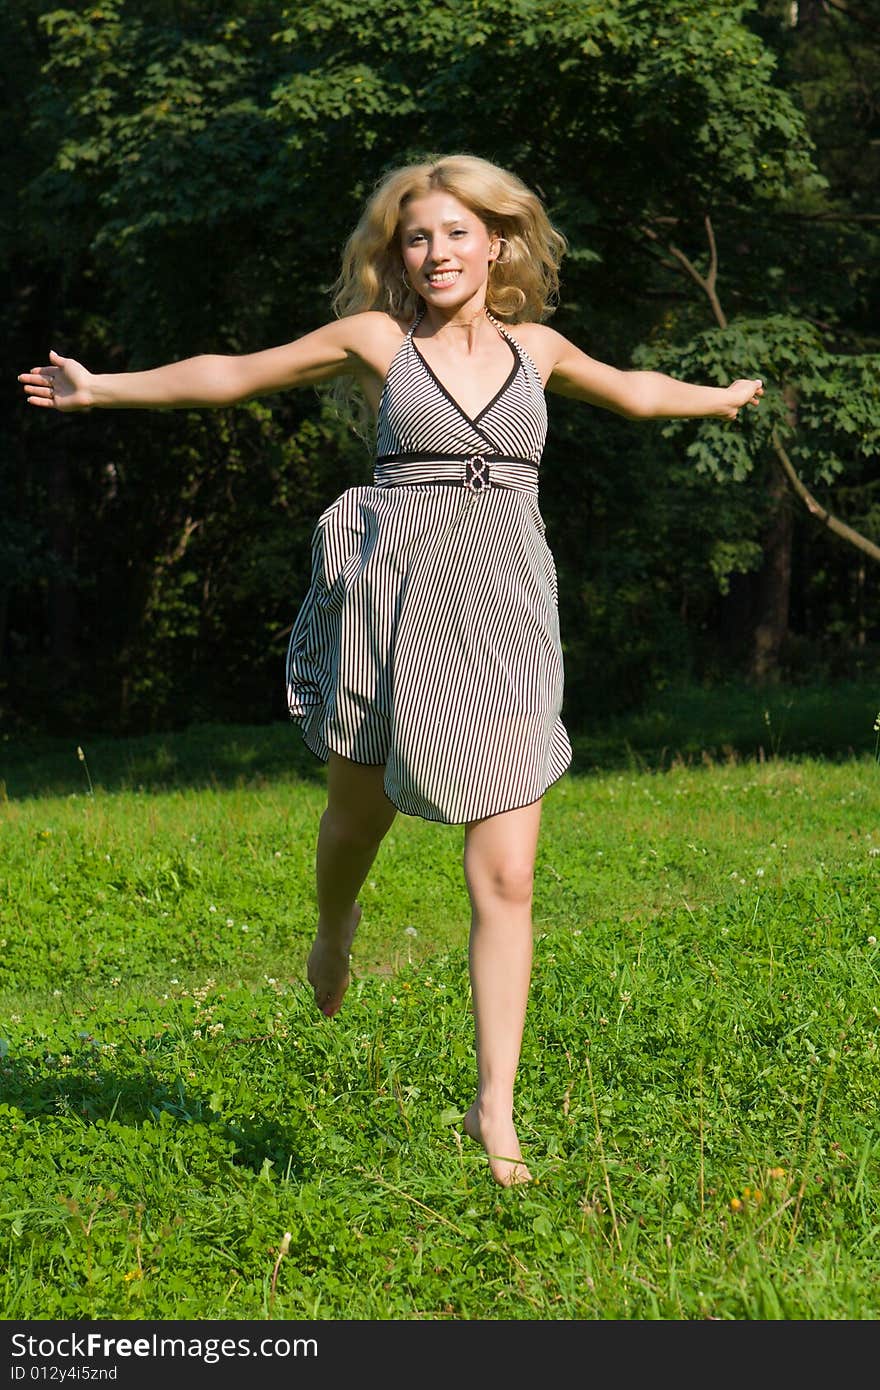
[[425, 270, 461, 288]]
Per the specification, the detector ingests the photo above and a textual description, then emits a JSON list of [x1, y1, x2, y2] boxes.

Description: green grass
[[1, 690, 879, 1320]]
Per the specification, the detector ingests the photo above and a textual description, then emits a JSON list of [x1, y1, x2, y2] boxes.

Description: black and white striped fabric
[[285, 310, 572, 823]]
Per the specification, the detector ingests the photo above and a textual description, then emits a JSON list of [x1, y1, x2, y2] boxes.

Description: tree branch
[[665, 221, 729, 331], [824, 0, 880, 37], [164, 515, 200, 566], [770, 426, 880, 562], [644, 214, 880, 562], [784, 212, 880, 223]]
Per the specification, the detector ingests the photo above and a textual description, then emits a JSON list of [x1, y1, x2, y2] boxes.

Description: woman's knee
[[466, 853, 535, 907], [323, 755, 396, 849], [320, 803, 390, 854]]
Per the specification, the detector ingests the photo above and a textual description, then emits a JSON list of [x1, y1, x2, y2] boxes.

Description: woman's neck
[[419, 299, 488, 352]]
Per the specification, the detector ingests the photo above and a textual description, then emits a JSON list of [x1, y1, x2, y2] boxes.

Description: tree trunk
[[750, 462, 793, 683], [47, 439, 77, 687]]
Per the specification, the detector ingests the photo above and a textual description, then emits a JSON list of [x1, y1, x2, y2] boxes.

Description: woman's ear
[[489, 234, 510, 266]]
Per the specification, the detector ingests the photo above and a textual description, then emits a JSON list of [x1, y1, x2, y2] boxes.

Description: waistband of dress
[[373, 452, 539, 495]]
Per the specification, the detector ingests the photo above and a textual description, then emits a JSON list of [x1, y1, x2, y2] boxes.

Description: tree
[[3, 0, 877, 731]]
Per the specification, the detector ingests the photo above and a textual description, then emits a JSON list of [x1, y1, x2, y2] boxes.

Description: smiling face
[[399, 189, 500, 317]]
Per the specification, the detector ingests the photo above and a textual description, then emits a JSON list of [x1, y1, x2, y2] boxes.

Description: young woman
[[19, 154, 763, 1186]]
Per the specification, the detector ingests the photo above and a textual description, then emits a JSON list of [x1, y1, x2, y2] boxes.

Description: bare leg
[[462, 798, 542, 1186], [307, 752, 397, 1017]]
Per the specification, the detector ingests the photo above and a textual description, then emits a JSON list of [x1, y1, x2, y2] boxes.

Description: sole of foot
[[307, 903, 362, 1018]]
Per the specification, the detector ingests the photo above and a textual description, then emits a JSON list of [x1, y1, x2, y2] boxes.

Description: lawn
[[1, 685, 879, 1320]]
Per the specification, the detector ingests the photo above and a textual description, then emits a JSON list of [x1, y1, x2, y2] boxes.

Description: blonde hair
[[332, 153, 568, 325]]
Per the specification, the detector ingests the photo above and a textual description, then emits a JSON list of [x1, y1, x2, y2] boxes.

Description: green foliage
[[2, 0, 878, 732], [635, 314, 880, 487]]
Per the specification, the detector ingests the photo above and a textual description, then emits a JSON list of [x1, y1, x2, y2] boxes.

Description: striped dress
[[285, 310, 572, 823]]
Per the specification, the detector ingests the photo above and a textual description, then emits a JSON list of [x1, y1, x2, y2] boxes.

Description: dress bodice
[[375, 311, 548, 464]]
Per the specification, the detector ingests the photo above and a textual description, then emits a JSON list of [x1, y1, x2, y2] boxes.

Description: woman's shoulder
[[339, 309, 412, 345], [330, 310, 414, 385]]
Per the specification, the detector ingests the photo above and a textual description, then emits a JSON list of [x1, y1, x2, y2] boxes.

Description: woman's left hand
[[723, 377, 764, 419]]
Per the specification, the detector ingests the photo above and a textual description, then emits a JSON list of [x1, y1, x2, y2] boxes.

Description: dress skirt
[[285, 481, 572, 824]]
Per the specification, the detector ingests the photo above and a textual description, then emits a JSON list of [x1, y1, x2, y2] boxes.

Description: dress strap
[[485, 310, 543, 385], [485, 310, 514, 343], [406, 306, 426, 339]]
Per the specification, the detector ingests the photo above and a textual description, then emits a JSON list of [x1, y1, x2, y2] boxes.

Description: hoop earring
[[400, 268, 413, 290], [492, 237, 512, 266]]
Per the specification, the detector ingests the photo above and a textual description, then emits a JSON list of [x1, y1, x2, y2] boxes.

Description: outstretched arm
[[17, 316, 381, 413], [541, 328, 763, 421]]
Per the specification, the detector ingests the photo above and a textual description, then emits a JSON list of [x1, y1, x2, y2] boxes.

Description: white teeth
[[428, 271, 459, 285]]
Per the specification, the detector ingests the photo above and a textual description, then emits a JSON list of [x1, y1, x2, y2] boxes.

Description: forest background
[[2, 0, 878, 741]]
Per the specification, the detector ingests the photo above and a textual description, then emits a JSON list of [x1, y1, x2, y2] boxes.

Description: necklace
[[431, 305, 488, 338]]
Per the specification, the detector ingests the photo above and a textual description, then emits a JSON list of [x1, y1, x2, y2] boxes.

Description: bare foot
[[307, 903, 362, 1018], [463, 1102, 532, 1186]]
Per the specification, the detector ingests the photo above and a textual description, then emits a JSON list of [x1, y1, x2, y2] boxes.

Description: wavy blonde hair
[[327, 154, 567, 436], [332, 153, 568, 325]]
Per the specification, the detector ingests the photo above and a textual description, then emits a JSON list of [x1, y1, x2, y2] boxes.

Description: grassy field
[[1, 683, 879, 1321]]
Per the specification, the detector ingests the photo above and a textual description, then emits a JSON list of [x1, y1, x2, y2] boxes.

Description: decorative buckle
[[465, 456, 490, 493]]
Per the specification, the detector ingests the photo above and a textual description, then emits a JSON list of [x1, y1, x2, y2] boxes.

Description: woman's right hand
[[18, 349, 94, 412]]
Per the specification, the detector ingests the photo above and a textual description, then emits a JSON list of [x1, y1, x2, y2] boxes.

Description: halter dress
[[285, 310, 572, 823]]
